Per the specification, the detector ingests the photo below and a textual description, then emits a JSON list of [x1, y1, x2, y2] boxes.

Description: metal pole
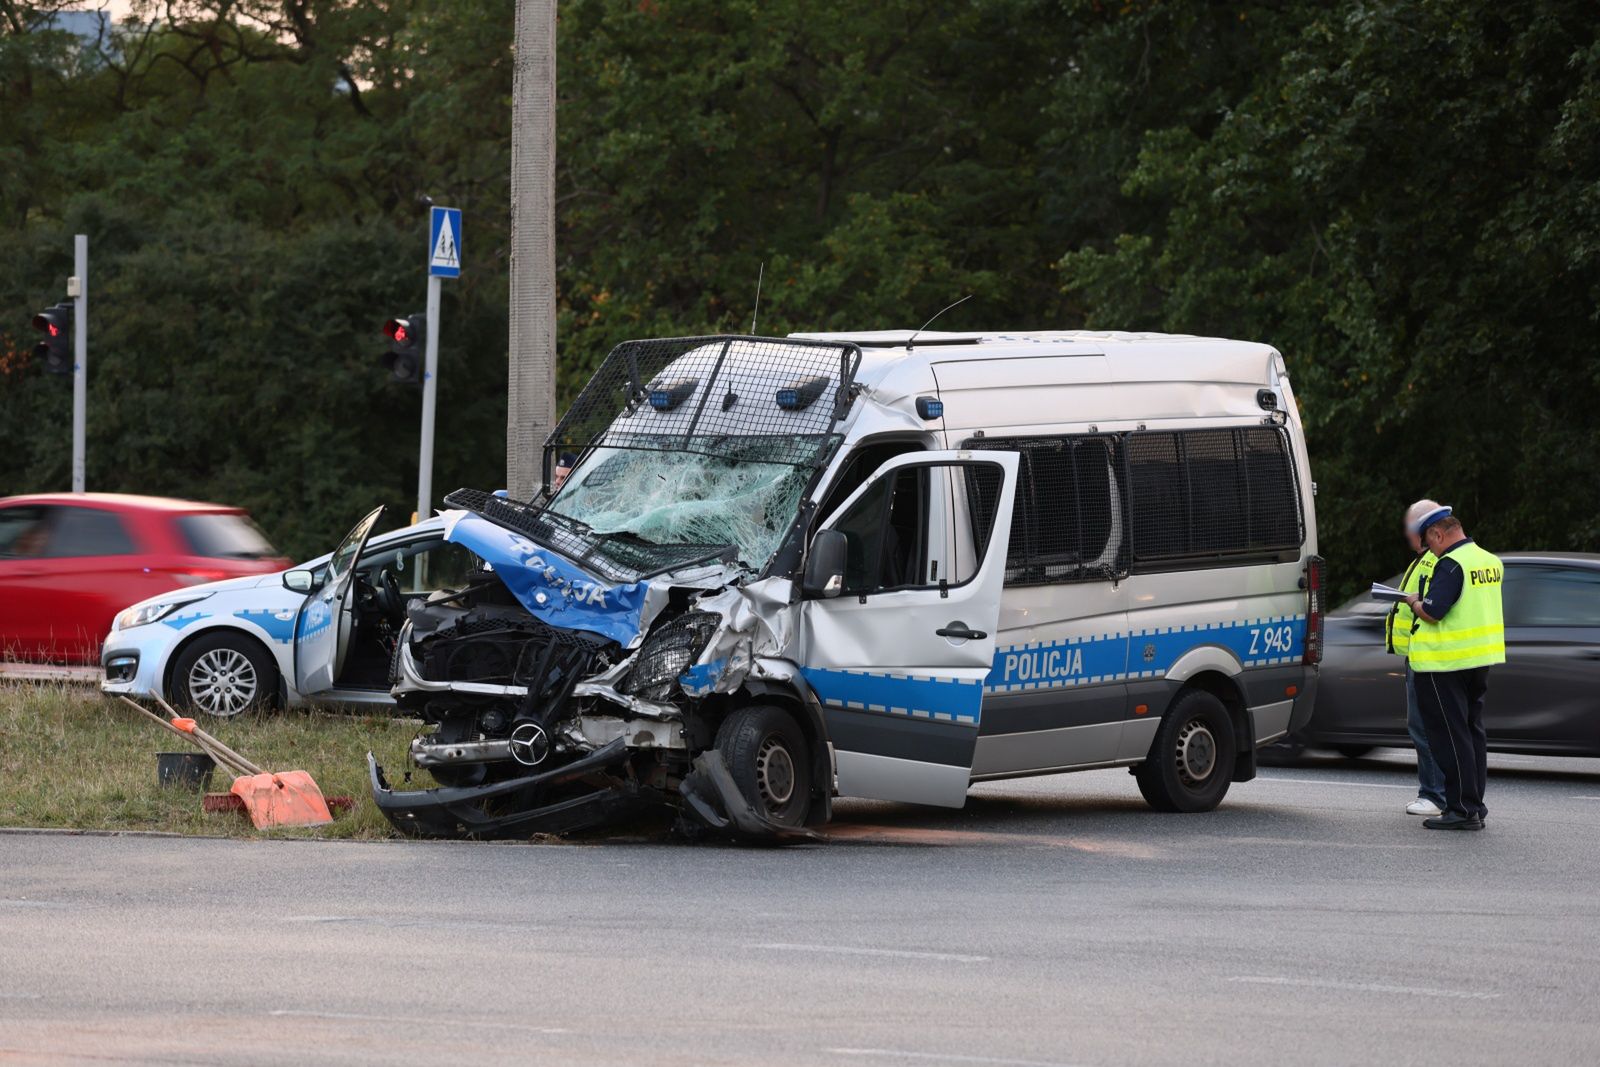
[[418, 273, 442, 520], [508, 0, 558, 500], [72, 234, 87, 493]]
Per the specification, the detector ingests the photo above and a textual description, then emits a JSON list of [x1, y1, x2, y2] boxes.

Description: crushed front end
[[368, 335, 860, 841]]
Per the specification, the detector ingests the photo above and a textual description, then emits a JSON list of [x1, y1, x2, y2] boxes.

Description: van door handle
[[936, 623, 987, 640]]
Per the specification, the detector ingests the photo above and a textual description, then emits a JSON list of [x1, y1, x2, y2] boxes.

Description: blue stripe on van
[[801, 667, 985, 726], [983, 615, 1306, 693], [804, 616, 1306, 724]]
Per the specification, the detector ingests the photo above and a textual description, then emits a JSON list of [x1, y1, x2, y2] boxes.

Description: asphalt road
[[4, 749, 1599, 1066]]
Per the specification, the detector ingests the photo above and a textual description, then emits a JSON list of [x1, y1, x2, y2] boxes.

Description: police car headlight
[[618, 611, 720, 702], [116, 594, 212, 631]]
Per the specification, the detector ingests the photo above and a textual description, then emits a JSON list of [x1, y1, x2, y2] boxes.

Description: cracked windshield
[[545, 437, 829, 571]]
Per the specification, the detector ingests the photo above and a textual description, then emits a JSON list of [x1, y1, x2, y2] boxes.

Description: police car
[[100, 510, 477, 716]]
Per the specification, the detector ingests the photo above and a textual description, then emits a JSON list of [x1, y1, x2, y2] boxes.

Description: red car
[[0, 493, 290, 664]]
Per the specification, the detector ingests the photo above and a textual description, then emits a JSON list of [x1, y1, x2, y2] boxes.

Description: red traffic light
[[383, 316, 421, 344], [381, 312, 426, 385], [30, 302, 74, 376]]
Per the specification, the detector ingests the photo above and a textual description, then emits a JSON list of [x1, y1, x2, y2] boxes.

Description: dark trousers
[[1414, 666, 1491, 820]]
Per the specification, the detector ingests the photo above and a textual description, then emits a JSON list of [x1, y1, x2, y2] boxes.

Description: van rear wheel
[[1135, 689, 1236, 813], [714, 705, 812, 827]]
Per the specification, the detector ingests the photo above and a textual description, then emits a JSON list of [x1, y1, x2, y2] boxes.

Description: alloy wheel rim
[[187, 648, 257, 717]]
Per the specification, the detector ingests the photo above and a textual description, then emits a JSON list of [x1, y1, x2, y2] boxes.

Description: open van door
[[800, 450, 1017, 807], [294, 506, 383, 695]]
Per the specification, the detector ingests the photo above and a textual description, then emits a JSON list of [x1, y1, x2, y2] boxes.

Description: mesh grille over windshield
[[543, 335, 861, 475], [447, 336, 861, 583]]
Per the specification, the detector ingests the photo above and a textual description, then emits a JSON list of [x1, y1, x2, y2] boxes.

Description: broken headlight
[[618, 611, 720, 702]]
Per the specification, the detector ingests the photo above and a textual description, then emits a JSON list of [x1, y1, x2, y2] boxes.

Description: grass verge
[[0, 682, 423, 839]]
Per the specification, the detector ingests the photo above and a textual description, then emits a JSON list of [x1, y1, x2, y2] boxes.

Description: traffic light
[[381, 313, 426, 385], [31, 302, 74, 376]]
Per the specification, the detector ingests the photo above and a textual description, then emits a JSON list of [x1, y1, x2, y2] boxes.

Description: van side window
[[1126, 427, 1302, 564], [832, 467, 928, 595], [964, 435, 1122, 586]]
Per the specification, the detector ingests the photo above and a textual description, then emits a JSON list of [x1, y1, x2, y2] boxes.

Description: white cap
[[1405, 498, 1452, 535]]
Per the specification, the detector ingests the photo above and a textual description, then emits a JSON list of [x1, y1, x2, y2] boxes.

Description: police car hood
[[441, 509, 720, 648]]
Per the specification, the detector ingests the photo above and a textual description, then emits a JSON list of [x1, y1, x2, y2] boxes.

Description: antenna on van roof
[[906, 294, 972, 351], [749, 261, 765, 335]]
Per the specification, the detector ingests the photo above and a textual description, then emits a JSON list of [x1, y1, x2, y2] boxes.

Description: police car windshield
[[546, 436, 826, 574]]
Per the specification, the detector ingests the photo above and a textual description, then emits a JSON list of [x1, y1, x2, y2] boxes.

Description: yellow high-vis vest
[[1386, 551, 1436, 657], [1410, 541, 1506, 673]]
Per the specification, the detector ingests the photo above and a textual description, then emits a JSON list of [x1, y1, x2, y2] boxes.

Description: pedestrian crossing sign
[[428, 206, 462, 278]]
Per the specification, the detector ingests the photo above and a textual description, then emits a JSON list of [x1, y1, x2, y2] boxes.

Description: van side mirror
[[802, 530, 848, 599], [283, 569, 315, 594]]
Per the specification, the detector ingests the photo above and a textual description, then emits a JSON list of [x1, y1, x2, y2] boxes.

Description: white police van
[[372, 330, 1324, 837]]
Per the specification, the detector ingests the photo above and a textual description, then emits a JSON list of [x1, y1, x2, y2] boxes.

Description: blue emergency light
[[776, 377, 829, 411], [916, 396, 944, 420], [648, 378, 698, 411]]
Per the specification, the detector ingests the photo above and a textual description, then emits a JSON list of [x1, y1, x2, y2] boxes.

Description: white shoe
[[1407, 798, 1443, 817]]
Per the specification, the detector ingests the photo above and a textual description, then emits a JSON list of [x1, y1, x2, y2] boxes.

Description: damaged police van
[[367, 331, 1324, 838]]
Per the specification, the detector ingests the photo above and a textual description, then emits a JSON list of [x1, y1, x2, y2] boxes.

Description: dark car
[[1293, 552, 1600, 758]]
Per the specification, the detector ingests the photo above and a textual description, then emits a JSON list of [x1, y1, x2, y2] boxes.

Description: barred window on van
[[964, 436, 1124, 586], [1125, 427, 1302, 564]]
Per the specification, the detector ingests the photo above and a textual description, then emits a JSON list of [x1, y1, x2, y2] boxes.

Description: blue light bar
[[916, 395, 944, 420]]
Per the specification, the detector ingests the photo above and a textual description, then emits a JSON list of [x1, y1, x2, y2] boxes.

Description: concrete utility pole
[[508, 0, 559, 500], [72, 234, 87, 493]]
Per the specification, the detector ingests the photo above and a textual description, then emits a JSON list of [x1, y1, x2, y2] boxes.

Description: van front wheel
[[714, 705, 812, 827], [1135, 689, 1236, 813]]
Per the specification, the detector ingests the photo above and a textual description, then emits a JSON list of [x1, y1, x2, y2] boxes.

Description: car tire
[[169, 632, 279, 719], [1134, 689, 1237, 813], [714, 705, 812, 827], [1335, 744, 1376, 759]]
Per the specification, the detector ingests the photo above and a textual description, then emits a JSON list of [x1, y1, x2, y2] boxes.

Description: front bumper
[[99, 627, 171, 698], [369, 737, 822, 843], [369, 738, 657, 838]]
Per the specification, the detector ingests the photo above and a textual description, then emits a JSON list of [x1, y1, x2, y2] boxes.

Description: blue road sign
[[428, 206, 462, 278]]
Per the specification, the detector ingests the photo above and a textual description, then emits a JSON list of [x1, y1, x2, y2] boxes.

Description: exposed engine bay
[[369, 556, 823, 841]]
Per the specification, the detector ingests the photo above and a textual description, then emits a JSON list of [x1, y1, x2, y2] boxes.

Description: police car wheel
[[1135, 689, 1236, 813], [714, 705, 812, 827], [170, 633, 279, 719]]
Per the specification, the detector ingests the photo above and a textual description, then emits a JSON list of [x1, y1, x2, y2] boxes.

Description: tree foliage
[[1, 0, 1596, 593]]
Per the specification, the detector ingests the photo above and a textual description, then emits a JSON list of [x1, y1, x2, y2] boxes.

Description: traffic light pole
[[72, 234, 87, 493], [417, 273, 442, 521]]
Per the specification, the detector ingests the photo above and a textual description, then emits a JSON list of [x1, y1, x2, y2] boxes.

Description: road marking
[[282, 914, 536, 932], [1572, 796, 1600, 801], [749, 943, 988, 963], [827, 824, 1160, 858], [827, 1049, 1085, 1067], [0, 900, 65, 908], [1228, 975, 1499, 1001], [1203, 836, 1443, 850], [1257, 776, 1413, 791], [268, 1010, 567, 1033], [0, 993, 41, 1000]]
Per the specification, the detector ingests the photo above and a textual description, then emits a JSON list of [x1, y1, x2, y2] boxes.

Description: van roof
[[788, 329, 1284, 388]]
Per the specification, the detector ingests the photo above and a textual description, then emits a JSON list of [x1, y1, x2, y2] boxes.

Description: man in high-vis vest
[[1405, 504, 1505, 831], [1388, 500, 1444, 817]]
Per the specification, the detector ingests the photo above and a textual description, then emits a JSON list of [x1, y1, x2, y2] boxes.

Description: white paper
[[1369, 582, 1409, 603]]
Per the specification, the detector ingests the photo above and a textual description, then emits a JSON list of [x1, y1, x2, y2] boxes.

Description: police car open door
[[294, 505, 383, 695], [801, 450, 1017, 807]]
